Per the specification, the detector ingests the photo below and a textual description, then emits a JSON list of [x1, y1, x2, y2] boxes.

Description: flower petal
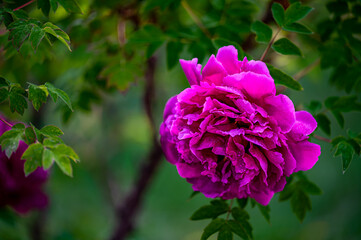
[[288, 140, 321, 172], [160, 123, 180, 164], [223, 72, 276, 100], [216, 46, 240, 75], [246, 60, 271, 77], [163, 95, 178, 120], [176, 163, 203, 178], [263, 94, 296, 133], [202, 55, 227, 85], [288, 111, 317, 141], [180, 58, 202, 86]]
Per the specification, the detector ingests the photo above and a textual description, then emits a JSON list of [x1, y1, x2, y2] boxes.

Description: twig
[[276, 58, 320, 94], [0, 118, 12, 128], [313, 134, 332, 143], [13, 0, 35, 11], [260, 27, 281, 61], [181, 0, 212, 38], [110, 57, 163, 240], [226, 199, 234, 220]]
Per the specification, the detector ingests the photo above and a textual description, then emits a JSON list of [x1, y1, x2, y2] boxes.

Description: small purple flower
[[160, 46, 321, 205], [0, 118, 48, 214]]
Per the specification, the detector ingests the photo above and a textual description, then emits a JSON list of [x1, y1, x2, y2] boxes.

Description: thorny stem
[[13, 0, 35, 11], [181, 0, 212, 38], [0, 118, 12, 128], [226, 199, 234, 220], [260, 27, 281, 62]]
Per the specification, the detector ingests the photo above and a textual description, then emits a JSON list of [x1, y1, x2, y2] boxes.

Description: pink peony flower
[[159, 46, 321, 205], [0, 118, 48, 214]]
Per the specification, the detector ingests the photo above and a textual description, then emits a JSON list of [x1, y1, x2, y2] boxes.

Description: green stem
[[226, 199, 234, 220], [260, 27, 281, 61], [181, 0, 212, 38]]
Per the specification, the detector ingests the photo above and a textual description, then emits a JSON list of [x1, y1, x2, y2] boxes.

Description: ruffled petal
[[263, 94, 296, 133], [202, 55, 227, 85], [176, 163, 203, 178], [180, 58, 202, 86], [288, 140, 321, 172], [223, 72, 276, 100], [216, 46, 240, 75], [246, 60, 271, 77], [288, 111, 317, 141]]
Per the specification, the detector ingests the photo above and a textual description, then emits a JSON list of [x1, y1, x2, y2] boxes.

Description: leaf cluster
[[0, 123, 79, 177], [0, 77, 73, 115], [191, 199, 253, 240]]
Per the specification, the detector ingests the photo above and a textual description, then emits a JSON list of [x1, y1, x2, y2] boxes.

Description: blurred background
[[0, 0, 361, 239]]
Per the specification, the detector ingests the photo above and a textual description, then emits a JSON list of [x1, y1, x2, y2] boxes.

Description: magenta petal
[[180, 58, 202, 86], [163, 96, 178, 120], [160, 123, 180, 164], [288, 140, 321, 172], [288, 111, 317, 141], [223, 72, 275, 100], [176, 163, 203, 178], [246, 60, 271, 77], [216, 46, 240, 75], [202, 55, 227, 85], [250, 187, 274, 206], [263, 94, 296, 133]]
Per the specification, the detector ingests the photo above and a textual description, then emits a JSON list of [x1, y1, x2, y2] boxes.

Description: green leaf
[[0, 129, 23, 158], [290, 190, 311, 222], [8, 20, 33, 50], [283, 22, 312, 34], [230, 208, 252, 238], [236, 198, 248, 209], [271, 3, 285, 26], [40, 125, 63, 137], [0, 88, 9, 103], [52, 144, 79, 162], [28, 84, 47, 111], [279, 184, 295, 201], [191, 200, 228, 220], [24, 126, 36, 144], [57, 0, 82, 14], [211, 0, 225, 11], [331, 111, 344, 128], [166, 41, 183, 70], [227, 220, 250, 240], [326, 1, 349, 16], [284, 2, 313, 24], [146, 41, 163, 59], [272, 38, 302, 56], [315, 113, 331, 136], [22, 143, 44, 176], [127, 25, 165, 45], [201, 218, 225, 240], [299, 179, 322, 195], [45, 82, 73, 111], [189, 191, 200, 199], [256, 204, 270, 223], [8, 85, 28, 115], [42, 148, 55, 169], [43, 24, 72, 51], [0, 77, 9, 88], [325, 96, 361, 112], [38, 0, 51, 16], [251, 21, 272, 43], [267, 65, 303, 91], [218, 227, 233, 240], [335, 141, 355, 174], [54, 154, 73, 177], [29, 25, 45, 51], [306, 100, 322, 114]]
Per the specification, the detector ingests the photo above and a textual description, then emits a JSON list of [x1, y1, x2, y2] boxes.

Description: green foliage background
[[0, 0, 361, 239]]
